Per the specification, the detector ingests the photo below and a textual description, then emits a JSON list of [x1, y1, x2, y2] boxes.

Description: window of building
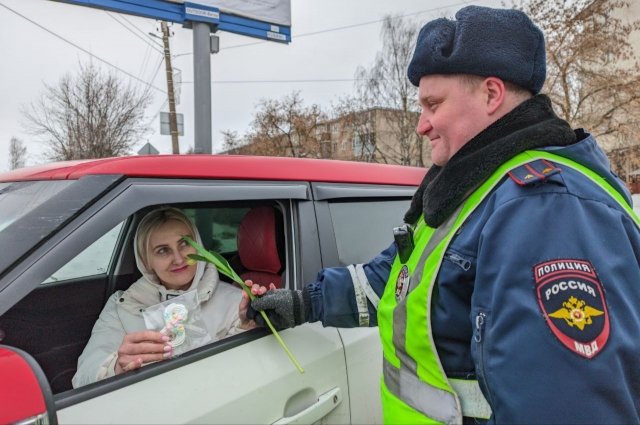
[[352, 132, 376, 159]]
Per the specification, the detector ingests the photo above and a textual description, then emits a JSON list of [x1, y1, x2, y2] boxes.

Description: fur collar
[[404, 94, 577, 227]]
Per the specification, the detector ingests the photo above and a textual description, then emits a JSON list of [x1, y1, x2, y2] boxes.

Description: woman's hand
[[115, 330, 173, 375], [238, 280, 276, 329], [248, 280, 276, 296], [238, 279, 259, 330], [238, 290, 257, 330]]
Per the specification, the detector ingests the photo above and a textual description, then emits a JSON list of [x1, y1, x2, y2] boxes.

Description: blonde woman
[[73, 207, 253, 387]]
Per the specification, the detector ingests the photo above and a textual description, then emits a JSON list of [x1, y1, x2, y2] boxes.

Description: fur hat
[[407, 6, 546, 93]]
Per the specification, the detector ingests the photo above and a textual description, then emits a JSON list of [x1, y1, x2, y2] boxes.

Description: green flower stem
[[258, 310, 304, 373], [183, 236, 304, 374]]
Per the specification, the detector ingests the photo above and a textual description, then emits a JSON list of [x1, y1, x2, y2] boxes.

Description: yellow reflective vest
[[377, 150, 640, 424]]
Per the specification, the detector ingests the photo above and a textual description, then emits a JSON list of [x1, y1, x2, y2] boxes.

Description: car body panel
[[58, 325, 349, 424], [0, 345, 56, 425], [336, 328, 384, 424]]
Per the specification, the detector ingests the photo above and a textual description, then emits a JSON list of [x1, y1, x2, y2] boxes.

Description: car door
[[0, 177, 350, 424], [311, 182, 416, 424]]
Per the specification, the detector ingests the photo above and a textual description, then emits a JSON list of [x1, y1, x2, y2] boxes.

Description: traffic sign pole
[[193, 21, 213, 154]]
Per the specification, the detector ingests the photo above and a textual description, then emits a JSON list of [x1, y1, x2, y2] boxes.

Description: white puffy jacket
[[72, 229, 244, 388]]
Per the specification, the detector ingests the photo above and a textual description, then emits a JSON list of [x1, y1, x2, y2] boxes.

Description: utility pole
[[161, 21, 180, 154]]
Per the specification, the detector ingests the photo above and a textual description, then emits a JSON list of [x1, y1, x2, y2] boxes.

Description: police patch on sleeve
[[534, 259, 610, 359]]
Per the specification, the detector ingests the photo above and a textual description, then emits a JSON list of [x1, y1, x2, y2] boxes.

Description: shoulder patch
[[534, 259, 610, 359], [508, 159, 561, 186]]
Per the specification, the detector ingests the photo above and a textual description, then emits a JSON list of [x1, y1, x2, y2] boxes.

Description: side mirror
[[0, 345, 57, 425]]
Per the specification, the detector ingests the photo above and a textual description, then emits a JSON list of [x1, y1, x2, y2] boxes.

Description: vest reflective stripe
[[347, 264, 372, 326], [347, 264, 380, 308], [378, 150, 635, 424], [383, 358, 491, 421], [347, 264, 382, 326], [383, 358, 460, 424], [390, 205, 465, 416]]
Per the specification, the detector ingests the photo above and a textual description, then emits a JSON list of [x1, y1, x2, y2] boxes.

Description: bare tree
[[220, 130, 246, 154], [351, 15, 427, 167], [23, 62, 152, 160], [226, 92, 326, 158], [8, 137, 27, 170], [517, 0, 640, 149]]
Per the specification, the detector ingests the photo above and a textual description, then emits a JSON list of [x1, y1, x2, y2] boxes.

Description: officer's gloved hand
[[249, 288, 309, 330]]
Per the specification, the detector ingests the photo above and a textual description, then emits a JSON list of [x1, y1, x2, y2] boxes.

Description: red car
[[0, 155, 423, 424]]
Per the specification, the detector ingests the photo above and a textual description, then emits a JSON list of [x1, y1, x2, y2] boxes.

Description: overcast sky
[[0, 0, 504, 171]]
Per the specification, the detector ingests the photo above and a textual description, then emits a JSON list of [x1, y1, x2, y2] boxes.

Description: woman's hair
[[136, 206, 196, 269]]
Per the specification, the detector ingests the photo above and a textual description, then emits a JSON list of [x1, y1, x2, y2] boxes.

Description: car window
[[182, 205, 287, 288], [42, 222, 125, 284], [185, 207, 250, 254], [329, 199, 409, 264]]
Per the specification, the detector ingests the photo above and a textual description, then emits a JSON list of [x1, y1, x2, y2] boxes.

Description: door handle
[[273, 387, 342, 425]]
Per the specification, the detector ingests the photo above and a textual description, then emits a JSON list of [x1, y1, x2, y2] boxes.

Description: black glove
[[248, 288, 310, 330]]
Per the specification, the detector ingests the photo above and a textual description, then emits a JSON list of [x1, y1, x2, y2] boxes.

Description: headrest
[[237, 206, 282, 274]]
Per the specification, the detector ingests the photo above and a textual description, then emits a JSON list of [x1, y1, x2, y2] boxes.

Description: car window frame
[[310, 182, 416, 268], [1, 178, 309, 315]]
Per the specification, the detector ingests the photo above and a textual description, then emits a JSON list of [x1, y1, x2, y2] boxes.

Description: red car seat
[[237, 206, 284, 288]]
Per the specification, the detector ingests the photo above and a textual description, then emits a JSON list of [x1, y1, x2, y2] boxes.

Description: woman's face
[[146, 219, 197, 290]]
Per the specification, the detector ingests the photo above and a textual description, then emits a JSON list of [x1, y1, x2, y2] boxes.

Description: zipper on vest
[[444, 251, 471, 271]]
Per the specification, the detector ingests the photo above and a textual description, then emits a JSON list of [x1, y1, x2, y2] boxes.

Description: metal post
[[193, 22, 212, 154]]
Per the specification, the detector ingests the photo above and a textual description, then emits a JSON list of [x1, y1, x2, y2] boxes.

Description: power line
[[146, 99, 168, 128], [105, 11, 164, 54], [140, 55, 166, 97], [118, 11, 163, 46], [137, 39, 153, 80], [148, 55, 166, 87], [294, 2, 471, 38], [0, 2, 166, 94]]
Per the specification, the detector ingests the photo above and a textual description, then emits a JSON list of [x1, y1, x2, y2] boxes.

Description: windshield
[[0, 181, 74, 233]]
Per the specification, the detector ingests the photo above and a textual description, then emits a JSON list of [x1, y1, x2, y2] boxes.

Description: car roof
[[0, 155, 426, 186]]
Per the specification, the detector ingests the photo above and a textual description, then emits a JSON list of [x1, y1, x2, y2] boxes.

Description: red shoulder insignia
[[509, 159, 561, 186]]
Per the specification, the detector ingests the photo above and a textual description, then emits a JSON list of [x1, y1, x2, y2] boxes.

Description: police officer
[[248, 5, 640, 424]]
